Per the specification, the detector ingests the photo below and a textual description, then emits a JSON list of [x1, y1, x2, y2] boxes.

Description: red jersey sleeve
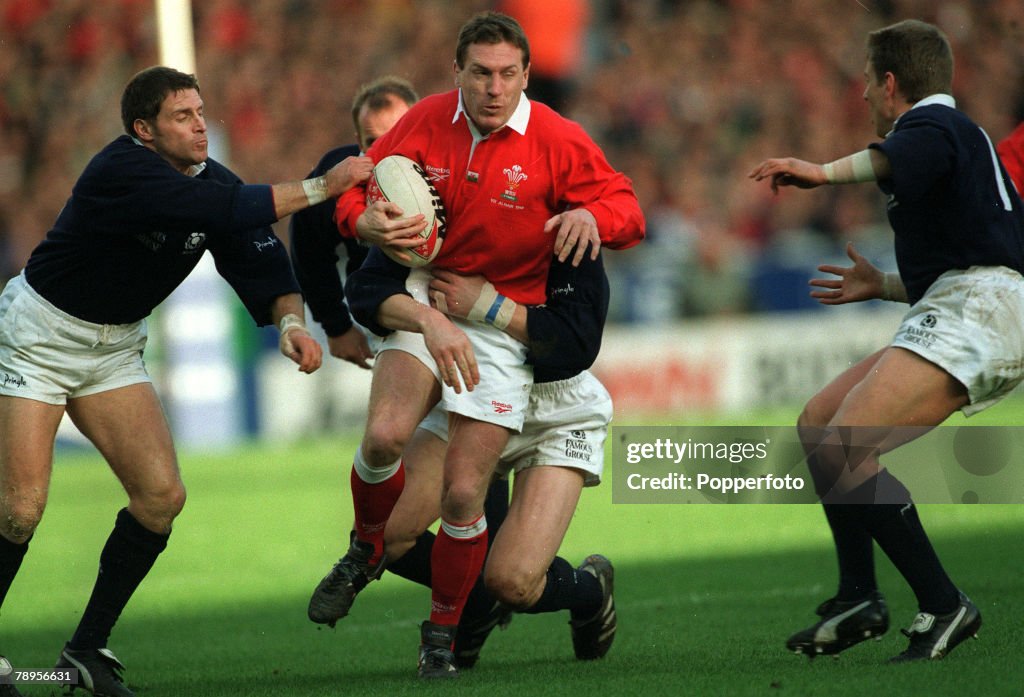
[[997, 121, 1024, 196], [553, 118, 645, 250]]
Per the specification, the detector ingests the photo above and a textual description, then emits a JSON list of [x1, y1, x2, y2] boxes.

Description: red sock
[[429, 515, 488, 626], [350, 461, 405, 564]]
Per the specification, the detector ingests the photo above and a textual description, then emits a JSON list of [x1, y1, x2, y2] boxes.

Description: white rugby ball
[[366, 155, 446, 267]]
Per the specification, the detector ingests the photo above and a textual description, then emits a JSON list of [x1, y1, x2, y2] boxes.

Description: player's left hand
[[427, 270, 488, 320], [809, 242, 885, 305], [327, 326, 373, 369], [748, 157, 827, 193], [280, 325, 323, 373], [546, 208, 600, 266]]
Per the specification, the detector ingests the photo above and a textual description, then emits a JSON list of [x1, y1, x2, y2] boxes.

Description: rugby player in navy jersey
[[0, 66, 373, 697], [750, 19, 1024, 663], [312, 247, 616, 677], [290, 76, 418, 369]]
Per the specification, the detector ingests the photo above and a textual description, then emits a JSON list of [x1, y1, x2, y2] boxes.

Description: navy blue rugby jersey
[[345, 248, 609, 383], [289, 144, 369, 337], [869, 95, 1024, 304], [24, 135, 296, 325]]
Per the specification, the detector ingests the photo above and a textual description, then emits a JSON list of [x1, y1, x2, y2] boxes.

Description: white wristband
[[278, 312, 307, 355], [880, 273, 899, 302], [822, 150, 876, 184], [302, 176, 328, 206]]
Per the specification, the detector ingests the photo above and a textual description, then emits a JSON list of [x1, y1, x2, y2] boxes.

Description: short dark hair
[[455, 12, 530, 70], [867, 20, 953, 102], [350, 75, 419, 134], [121, 66, 200, 136]]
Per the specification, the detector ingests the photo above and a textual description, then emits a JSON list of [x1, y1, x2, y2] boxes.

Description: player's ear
[[133, 118, 154, 142]]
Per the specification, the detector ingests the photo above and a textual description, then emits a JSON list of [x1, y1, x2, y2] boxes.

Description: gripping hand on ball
[[356, 201, 428, 263]]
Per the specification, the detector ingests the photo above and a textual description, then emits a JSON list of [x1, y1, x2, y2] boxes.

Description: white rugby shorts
[[377, 268, 532, 430], [0, 273, 151, 405], [891, 266, 1024, 416], [418, 371, 612, 486]]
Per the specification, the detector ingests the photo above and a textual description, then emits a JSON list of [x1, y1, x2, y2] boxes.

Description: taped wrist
[[278, 313, 308, 352], [822, 150, 876, 184], [880, 272, 898, 301], [467, 281, 517, 331], [302, 176, 328, 206]]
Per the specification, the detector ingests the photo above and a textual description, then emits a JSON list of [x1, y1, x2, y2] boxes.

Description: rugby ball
[[366, 155, 446, 267]]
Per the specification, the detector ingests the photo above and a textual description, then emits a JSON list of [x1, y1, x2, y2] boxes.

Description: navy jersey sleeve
[[343, 246, 413, 336], [74, 137, 277, 233], [870, 112, 955, 203], [526, 253, 609, 381], [208, 226, 300, 326], [289, 145, 365, 336]]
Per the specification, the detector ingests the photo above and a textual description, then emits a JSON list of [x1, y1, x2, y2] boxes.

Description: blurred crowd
[[2, 0, 1022, 321]]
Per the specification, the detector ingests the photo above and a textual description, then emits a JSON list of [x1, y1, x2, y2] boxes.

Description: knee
[[798, 392, 835, 433], [440, 480, 485, 522], [129, 480, 186, 529], [484, 563, 543, 609], [361, 424, 407, 466], [0, 497, 45, 543]]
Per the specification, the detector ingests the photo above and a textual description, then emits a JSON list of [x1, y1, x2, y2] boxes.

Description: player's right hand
[[421, 311, 479, 394], [748, 157, 827, 193], [325, 156, 374, 196], [356, 201, 428, 258]]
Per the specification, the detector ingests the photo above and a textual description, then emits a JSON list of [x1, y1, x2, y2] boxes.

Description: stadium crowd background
[[1, 0, 1022, 322]]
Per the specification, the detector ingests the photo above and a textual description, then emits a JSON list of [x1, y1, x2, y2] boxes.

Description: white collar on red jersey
[[453, 89, 531, 137]]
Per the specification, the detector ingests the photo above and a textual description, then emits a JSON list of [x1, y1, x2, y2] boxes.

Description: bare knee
[[128, 480, 186, 533], [361, 422, 408, 467], [798, 391, 837, 433], [0, 497, 45, 543], [484, 562, 544, 609]]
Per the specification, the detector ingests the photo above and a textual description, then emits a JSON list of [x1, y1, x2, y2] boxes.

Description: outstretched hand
[[809, 242, 885, 305], [749, 157, 827, 193]]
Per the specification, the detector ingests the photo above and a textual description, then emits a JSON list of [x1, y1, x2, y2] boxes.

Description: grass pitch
[[4, 401, 1024, 696]]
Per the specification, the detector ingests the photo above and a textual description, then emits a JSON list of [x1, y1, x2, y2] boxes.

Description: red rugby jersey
[[336, 90, 644, 305], [997, 121, 1024, 196]]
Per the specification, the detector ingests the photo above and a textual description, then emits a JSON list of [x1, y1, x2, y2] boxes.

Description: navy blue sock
[[483, 478, 509, 544], [520, 556, 602, 619], [856, 470, 960, 615], [69, 509, 169, 650], [0, 534, 30, 608], [822, 504, 877, 600], [386, 530, 434, 588]]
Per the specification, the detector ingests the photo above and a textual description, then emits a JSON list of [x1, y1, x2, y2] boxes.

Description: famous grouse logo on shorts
[[500, 164, 527, 202], [183, 232, 206, 253], [491, 400, 513, 414]]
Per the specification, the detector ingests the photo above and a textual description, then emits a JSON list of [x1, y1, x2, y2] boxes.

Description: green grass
[[4, 400, 1024, 696]]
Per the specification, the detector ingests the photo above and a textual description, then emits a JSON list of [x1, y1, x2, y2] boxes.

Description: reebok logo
[[491, 401, 513, 414]]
